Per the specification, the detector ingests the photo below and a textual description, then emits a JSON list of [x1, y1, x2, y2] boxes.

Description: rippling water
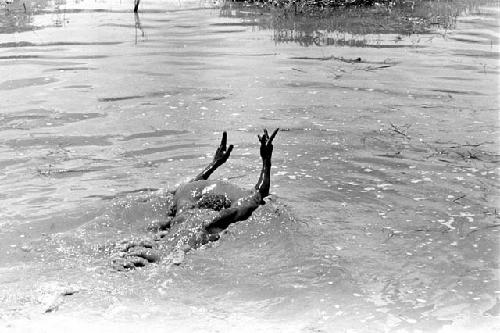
[[0, 0, 499, 332]]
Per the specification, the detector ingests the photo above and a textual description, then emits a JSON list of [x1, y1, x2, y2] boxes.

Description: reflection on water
[[134, 12, 145, 44], [0, 0, 33, 33], [220, 0, 497, 46], [2, 0, 496, 45], [0, 0, 223, 34]]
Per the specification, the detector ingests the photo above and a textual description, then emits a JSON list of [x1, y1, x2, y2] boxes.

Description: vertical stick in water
[[134, 0, 140, 13]]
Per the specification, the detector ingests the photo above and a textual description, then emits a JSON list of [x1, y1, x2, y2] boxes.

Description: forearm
[[255, 159, 271, 198], [190, 131, 233, 182], [190, 161, 218, 182], [205, 192, 262, 233]]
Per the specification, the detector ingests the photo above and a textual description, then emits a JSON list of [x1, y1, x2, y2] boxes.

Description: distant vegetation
[[227, 0, 496, 11], [222, 0, 495, 46], [229, 0, 395, 8]]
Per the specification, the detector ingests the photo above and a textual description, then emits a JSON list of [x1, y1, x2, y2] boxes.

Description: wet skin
[[113, 128, 279, 269]]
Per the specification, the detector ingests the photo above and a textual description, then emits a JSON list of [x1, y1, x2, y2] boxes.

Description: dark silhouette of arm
[[205, 129, 279, 234], [190, 131, 233, 182], [255, 128, 278, 198]]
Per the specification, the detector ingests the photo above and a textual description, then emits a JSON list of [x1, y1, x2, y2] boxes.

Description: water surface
[[0, 0, 499, 332]]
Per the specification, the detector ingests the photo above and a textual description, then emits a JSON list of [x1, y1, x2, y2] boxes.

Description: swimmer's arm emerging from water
[[255, 128, 278, 198], [205, 129, 279, 234], [190, 131, 234, 182]]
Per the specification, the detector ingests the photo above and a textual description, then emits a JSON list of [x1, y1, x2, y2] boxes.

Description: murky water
[[0, 0, 499, 332]]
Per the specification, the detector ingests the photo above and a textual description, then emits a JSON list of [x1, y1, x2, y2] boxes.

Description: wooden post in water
[[134, 0, 140, 13]]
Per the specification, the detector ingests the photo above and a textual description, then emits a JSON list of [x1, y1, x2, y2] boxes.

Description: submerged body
[[174, 180, 252, 215], [113, 129, 279, 268]]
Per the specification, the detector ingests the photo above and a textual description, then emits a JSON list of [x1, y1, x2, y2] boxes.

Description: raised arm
[[205, 128, 279, 234], [255, 128, 279, 198], [190, 131, 233, 182]]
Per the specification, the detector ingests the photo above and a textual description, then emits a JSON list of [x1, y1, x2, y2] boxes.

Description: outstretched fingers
[[258, 128, 279, 161], [268, 128, 279, 144], [258, 128, 279, 146], [192, 131, 234, 182], [214, 131, 233, 164], [258, 129, 268, 144], [222, 144, 234, 161], [221, 132, 234, 155], [220, 131, 228, 151]]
